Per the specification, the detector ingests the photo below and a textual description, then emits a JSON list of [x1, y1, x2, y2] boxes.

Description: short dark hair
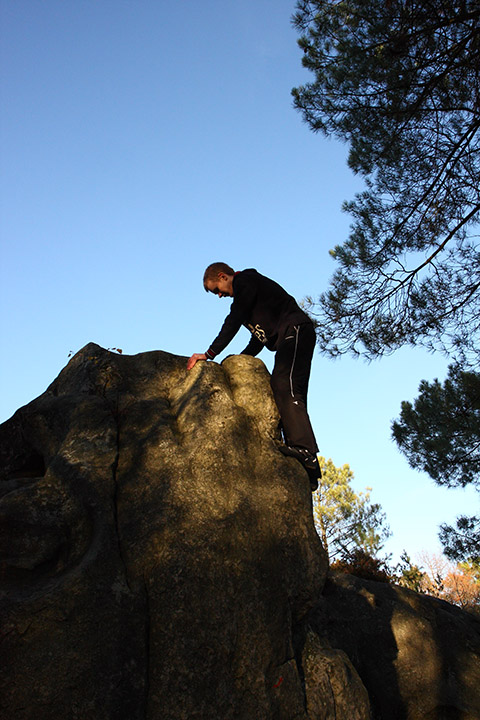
[[203, 262, 235, 291]]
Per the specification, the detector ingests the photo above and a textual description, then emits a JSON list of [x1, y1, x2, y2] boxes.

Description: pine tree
[[313, 456, 391, 561], [292, 0, 480, 364]]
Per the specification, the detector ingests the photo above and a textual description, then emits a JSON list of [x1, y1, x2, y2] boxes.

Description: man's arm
[[240, 336, 264, 357], [187, 272, 258, 370], [187, 308, 243, 370]]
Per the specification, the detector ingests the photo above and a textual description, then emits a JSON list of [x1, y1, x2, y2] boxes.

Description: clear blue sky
[[1, 0, 476, 565]]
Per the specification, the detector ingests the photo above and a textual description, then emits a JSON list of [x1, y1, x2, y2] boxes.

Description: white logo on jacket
[[248, 323, 267, 344]]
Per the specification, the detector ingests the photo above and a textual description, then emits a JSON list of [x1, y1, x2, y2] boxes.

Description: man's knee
[[270, 372, 289, 397]]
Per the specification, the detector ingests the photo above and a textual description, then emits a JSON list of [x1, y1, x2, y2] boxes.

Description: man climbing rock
[[187, 262, 321, 491]]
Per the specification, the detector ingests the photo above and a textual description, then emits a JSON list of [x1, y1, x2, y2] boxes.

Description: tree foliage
[[392, 364, 480, 486], [392, 364, 480, 561], [292, 0, 480, 364], [395, 551, 426, 593], [330, 549, 391, 583], [400, 551, 480, 613], [439, 514, 480, 564], [313, 456, 391, 561]]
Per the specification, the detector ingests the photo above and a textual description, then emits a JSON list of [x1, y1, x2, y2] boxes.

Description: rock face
[[1, 344, 479, 720], [310, 572, 480, 720], [0, 344, 328, 720]]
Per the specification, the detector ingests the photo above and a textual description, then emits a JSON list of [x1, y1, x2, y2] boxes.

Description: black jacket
[[205, 269, 312, 359]]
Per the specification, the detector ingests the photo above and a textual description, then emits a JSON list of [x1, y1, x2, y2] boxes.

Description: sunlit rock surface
[[0, 344, 327, 720]]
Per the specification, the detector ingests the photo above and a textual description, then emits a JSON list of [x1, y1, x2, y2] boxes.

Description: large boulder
[[0, 344, 328, 720], [2, 343, 479, 720], [309, 572, 480, 720]]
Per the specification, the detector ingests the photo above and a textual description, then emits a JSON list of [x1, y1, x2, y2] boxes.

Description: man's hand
[[187, 353, 207, 371]]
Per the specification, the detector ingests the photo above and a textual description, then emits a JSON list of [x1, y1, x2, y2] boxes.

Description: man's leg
[[270, 323, 319, 455]]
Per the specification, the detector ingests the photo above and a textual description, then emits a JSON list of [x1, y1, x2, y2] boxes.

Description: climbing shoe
[[278, 445, 321, 491]]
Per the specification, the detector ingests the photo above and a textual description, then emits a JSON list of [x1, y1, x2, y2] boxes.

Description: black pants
[[270, 322, 318, 455]]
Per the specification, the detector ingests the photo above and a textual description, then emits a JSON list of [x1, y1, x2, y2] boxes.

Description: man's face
[[206, 273, 234, 298]]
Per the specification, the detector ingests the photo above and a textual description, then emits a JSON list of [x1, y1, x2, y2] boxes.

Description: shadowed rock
[[308, 572, 480, 720], [2, 344, 479, 719], [0, 343, 328, 720]]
